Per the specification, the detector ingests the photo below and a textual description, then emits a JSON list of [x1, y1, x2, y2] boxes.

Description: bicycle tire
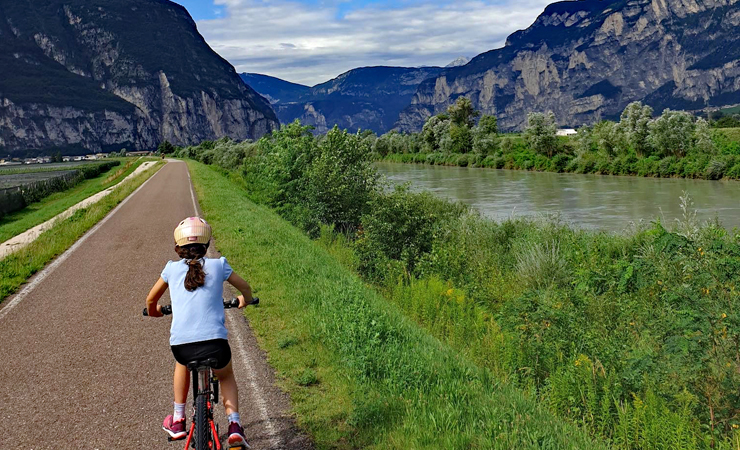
[[195, 394, 211, 450]]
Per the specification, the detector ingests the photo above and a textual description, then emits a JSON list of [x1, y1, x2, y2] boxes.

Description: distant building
[[556, 129, 578, 137]]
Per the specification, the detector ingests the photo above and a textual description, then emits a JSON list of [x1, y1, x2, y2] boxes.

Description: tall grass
[[188, 160, 606, 449]]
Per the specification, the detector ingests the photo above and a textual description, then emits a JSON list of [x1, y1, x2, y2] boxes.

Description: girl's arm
[[226, 272, 253, 308], [146, 277, 168, 317]]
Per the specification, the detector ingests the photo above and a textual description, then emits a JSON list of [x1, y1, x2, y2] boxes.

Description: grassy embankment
[[188, 160, 606, 450], [0, 161, 163, 301], [0, 158, 149, 242]]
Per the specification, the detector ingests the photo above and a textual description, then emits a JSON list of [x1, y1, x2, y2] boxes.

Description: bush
[[354, 186, 467, 280]]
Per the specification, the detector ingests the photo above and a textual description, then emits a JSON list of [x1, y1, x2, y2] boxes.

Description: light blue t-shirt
[[161, 257, 234, 346]]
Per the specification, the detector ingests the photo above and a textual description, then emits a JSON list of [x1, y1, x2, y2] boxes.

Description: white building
[[556, 129, 578, 136]]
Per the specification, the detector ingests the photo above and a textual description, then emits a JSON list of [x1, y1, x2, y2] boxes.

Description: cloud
[[197, 0, 553, 86]]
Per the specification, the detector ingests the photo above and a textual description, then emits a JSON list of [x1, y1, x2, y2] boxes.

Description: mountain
[[241, 66, 443, 134], [446, 57, 471, 68], [397, 0, 740, 132], [0, 0, 278, 157], [239, 73, 310, 104]]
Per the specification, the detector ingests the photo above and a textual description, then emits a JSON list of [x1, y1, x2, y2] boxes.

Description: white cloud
[[196, 0, 553, 86]]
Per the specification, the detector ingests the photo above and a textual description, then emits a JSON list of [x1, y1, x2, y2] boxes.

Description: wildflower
[[722, 313, 728, 319], [445, 289, 454, 296], [733, 423, 739, 429], [657, 280, 663, 285]]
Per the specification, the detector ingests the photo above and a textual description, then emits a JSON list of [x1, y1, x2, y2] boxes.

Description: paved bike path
[[0, 161, 311, 449]]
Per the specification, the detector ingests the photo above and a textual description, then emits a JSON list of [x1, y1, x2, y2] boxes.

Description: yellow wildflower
[[722, 313, 728, 319]]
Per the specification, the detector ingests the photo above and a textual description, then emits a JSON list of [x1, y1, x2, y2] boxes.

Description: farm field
[[0, 158, 144, 243], [0, 161, 107, 174], [0, 170, 78, 188]]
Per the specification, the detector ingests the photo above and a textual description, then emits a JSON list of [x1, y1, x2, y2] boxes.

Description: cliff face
[[243, 66, 443, 134], [397, 0, 740, 132], [0, 0, 278, 156]]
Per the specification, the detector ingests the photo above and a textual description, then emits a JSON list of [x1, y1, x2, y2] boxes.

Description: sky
[[173, 0, 553, 86]]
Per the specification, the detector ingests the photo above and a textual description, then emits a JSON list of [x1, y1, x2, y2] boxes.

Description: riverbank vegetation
[[189, 160, 603, 449], [0, 161, 163, 300], [177, 127, 740, 449], [372, 98, 740, 181]]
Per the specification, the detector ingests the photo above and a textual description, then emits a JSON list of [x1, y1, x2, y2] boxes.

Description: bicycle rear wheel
[[195, 394, 211, 450]]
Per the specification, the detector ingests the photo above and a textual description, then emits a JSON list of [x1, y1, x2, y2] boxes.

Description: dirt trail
[[0, 161, 312, 449]]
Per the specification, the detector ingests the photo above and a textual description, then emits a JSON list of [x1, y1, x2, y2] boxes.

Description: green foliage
[[190, 161, 605, 449], [354, 186, 467, 281], [447, 97, 480, 128], [524, 112, 559, 158], [158, 140, 176, 154], [619, 101, 653, 156], [649, 109, 696, 157], [185, 115, 740, 449]]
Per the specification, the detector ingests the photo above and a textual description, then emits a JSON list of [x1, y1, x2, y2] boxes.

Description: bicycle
[[144, 296, 259, 450]]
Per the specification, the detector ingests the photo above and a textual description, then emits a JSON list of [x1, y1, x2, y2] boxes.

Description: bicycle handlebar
[[143, 297, 259, 316]]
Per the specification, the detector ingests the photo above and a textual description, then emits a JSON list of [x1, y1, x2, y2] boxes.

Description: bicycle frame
[[181, 363, 221, 450]]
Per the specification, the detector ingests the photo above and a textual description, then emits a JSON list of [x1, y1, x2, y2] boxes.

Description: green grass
[[0, 158, 146, 243], [0, 161, 164, 301], [719, 106, 740, 115], [715, 127, 740, 142], [188, 161, 606, 450]]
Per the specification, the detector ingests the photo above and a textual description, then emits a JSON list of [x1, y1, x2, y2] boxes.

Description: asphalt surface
[[0, 161, 312, 449]]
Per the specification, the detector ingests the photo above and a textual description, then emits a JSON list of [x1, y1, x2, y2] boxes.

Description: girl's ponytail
[[176, 244, 208, 291]]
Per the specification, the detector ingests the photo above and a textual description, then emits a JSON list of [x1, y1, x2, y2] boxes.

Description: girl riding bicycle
[[146, 217, 252, 448]]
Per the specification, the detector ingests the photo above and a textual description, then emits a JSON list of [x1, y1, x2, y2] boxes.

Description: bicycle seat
[[186, 357, 219, 371]]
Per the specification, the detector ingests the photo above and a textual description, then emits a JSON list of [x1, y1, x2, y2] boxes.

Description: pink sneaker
[[227, 422, 250, 448], [162, 415, 187, 440]]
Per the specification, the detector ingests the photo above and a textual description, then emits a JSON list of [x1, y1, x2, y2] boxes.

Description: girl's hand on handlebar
[[237, 295, 247, 309], [148, 304, 164, 317]]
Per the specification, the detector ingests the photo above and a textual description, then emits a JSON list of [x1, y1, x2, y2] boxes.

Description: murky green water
[[376, 162, 740, 232]]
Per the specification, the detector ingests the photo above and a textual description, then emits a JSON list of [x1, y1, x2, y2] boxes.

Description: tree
[[420, 115, 450, 152], [447, 97, 479, 128], [648, 109, 695, 157], [449, 123, 473, 153], [524, 112, 558, 157], [158, 140, 176, 154], [693, 118, 716, 154], [472, 115, 499, 155], [592, 120, 626, 157], [618, 101, 653, 156]]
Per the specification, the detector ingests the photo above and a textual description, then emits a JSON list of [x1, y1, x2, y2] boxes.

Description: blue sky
[[173, 0, 553, 85]]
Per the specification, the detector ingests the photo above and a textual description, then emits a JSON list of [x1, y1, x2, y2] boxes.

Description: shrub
[[354, 186, 467, 280]]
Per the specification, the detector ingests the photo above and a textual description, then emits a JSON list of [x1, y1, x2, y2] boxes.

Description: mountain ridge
[[242, 66, 443, 134], [0, 0, 278, 156], [396, 0, 740, 132]]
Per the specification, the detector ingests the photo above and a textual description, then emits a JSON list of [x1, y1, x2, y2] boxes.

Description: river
[[375, 162, 740, 233]]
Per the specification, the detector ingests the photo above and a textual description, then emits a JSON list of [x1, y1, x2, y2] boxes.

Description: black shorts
[[171, 339, 232, 370]]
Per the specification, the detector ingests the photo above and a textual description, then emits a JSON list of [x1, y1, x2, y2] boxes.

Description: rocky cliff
[[397, 0, 740, 132], [0, 0, 278, 156], [243, 66, 443, 134]]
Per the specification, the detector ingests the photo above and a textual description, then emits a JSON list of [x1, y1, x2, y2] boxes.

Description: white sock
[[228, 412, 241, 425], [173, 402, 186, 421]]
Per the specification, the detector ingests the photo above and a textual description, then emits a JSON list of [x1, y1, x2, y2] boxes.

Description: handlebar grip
[[224, 297, 260, 308], [142, 305, 172, 316]]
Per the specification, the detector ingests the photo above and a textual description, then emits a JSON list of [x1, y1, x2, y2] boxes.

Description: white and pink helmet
[[174, 217, 212, 246]]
